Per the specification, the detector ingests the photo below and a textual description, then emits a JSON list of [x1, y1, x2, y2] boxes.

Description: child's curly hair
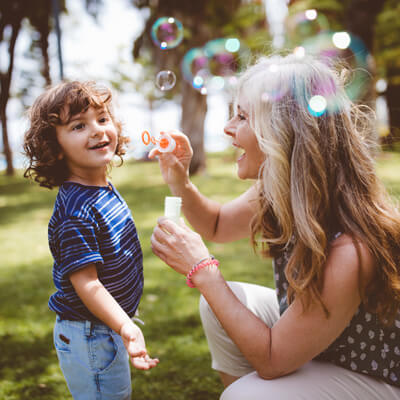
[[23, 81, 129, 189]]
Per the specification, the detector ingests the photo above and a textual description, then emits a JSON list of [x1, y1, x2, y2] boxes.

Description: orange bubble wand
[[141, 131, 176, 153]]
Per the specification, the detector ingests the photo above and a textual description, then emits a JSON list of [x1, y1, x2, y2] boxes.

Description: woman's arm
[[70, 264, 159, 370], [149, 130, 258, 242], [151, 221, 375, 378]]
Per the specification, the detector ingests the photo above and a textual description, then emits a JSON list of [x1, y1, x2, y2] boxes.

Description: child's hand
[[120, 321, 159, 370]]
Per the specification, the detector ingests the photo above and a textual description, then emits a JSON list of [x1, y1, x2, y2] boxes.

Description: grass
[[1, 149, 400, 399]]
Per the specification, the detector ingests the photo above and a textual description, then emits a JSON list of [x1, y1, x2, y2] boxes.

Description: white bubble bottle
[[164, 196, 182, 224]]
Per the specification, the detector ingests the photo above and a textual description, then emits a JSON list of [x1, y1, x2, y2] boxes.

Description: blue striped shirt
[[48, 181, 143, 321]]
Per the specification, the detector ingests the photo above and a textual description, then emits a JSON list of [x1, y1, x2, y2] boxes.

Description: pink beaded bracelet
[[186, 257, 220, 288]]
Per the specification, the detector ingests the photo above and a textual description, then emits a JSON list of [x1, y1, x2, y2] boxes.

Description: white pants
[[199, 282, 400, 400]]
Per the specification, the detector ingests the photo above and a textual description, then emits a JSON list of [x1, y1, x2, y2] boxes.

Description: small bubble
[[155, 70, 176, 91], [376, 78, 387, 93], [332, 32, 351, 49], [225, 38, 241, 53], [151, 17, 184, 50], [192, 75, 204, 89], [305, 9, 317, 20], [293, 46, 305, 59], [308, 95, 327, 116]]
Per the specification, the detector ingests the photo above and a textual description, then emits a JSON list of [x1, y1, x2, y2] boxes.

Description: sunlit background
[[0, 0, 396, 172]]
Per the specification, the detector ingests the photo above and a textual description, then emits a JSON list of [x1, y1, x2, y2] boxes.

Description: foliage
[[375, 0, 400, 83]]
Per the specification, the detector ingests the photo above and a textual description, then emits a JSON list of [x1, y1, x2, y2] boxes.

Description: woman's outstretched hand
[[148, 130, 193, 188], [151, 217, 210, 276]]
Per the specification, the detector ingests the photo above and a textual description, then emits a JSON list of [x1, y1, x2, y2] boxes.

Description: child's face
[[56, 105, 118, 181]]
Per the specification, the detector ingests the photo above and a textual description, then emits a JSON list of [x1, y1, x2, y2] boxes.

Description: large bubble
[[301, 31, 371, 101], [151, 17, 184, 50], [181, 38, 248, 94], [286, 9, 329, 43]]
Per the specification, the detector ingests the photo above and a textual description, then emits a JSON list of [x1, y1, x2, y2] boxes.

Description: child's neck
[[67, 171, 109, 187]]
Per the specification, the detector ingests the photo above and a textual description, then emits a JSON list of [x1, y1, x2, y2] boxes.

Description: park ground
[[1, 150, 400, 399]]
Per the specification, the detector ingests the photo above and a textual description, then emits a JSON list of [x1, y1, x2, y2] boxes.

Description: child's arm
[[70, 263, 159, 370]]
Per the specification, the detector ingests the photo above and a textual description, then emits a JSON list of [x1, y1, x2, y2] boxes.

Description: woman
[[150, 55, 400, 399]]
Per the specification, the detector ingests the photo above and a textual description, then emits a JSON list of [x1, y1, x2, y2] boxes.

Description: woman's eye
[[99, 117, 108, 123], [238, 114, 246, 121]]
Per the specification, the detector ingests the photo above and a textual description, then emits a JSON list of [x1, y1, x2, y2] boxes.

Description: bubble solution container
[[164, 196, 182, 224]]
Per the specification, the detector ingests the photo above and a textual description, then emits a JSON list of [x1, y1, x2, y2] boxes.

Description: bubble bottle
[[164, 196, 182, 224], [141, 130, 176, 153]]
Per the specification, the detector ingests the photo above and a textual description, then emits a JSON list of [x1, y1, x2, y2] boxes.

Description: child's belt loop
[[84, 320, 93, 337]]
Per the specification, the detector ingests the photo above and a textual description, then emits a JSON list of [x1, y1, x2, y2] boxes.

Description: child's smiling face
[[56, 105, 118, 184]]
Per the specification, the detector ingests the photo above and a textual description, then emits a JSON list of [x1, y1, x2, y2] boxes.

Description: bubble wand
[[141, 131, 176, 153]]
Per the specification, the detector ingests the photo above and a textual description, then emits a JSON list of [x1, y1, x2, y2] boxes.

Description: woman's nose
[[224, 118, 236, 138]]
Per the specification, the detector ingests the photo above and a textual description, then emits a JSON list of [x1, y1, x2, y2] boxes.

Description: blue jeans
[[54, 316, 132, 400]]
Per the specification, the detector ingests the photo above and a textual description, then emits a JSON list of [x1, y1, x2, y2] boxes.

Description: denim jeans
[[54, 316, 131, 400]]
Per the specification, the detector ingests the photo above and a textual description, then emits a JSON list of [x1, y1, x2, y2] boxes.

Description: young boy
[[23, 81, 158, 399]]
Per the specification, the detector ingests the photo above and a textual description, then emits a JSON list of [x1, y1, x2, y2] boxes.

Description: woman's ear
[[57, 151, 64, 160]]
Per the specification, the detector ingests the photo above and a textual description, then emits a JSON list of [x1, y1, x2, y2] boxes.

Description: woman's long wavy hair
[[241, 55, 400, 324], [23, 81, 129, 189]]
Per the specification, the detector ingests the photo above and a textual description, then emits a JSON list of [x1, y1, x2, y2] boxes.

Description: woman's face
[[224, 96, 265, 180]]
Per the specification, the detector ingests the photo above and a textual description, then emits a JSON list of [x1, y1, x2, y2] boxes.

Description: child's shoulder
[[53, 182, 100, 221]]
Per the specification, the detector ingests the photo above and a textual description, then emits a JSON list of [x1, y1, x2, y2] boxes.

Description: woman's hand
[[151, 217, 210, 276], [120, 321, 159, 370], [148, 130, 193, 188]]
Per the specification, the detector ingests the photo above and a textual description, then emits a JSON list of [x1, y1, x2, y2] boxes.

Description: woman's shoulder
[[327, 233, 376, 289]]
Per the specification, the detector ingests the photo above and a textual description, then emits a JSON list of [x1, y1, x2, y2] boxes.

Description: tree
[[0, 0, 104, 176], [0, 2, 25, 175], [131, 0, 269, 174], [375, 0, 400, 144], [0, 0, 56, 175]]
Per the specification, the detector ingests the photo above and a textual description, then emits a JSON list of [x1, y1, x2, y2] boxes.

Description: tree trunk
[[344, 0, 386, 143], [344, 0, 386, 53], [0, 20, 21, 176], [0, 107, 13, 175], [180, 81, 207, 175], [385, 75, 400, 143], [39, 24, 51, 86]]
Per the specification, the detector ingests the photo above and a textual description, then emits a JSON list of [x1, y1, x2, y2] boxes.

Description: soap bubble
[[308, 95, 327, 117], [155, 70, 176, 91], [181, 38, 248, 94], [204, 38, 241, 77], [286, 10, 329, 43], [181, 47, 210, 90], [151, 17, 184, 50], [301, 31, 371, 101], [332, 31, 351, 49]]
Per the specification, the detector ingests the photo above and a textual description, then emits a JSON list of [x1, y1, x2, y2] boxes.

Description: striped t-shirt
[[48, 181, 143, 322]]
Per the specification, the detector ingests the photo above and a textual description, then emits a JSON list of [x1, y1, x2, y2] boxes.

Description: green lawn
[[1, 150, 400, 399]]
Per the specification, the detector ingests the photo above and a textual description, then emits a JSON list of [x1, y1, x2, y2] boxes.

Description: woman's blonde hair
[[241, 54, 400, 324]]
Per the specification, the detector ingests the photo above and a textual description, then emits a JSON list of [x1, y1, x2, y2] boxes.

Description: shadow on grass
[[0, 257, 53, 320], [0, 176, 56, 226]]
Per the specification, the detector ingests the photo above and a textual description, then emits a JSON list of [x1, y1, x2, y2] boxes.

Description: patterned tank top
[[273, 234, 400, 387]]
